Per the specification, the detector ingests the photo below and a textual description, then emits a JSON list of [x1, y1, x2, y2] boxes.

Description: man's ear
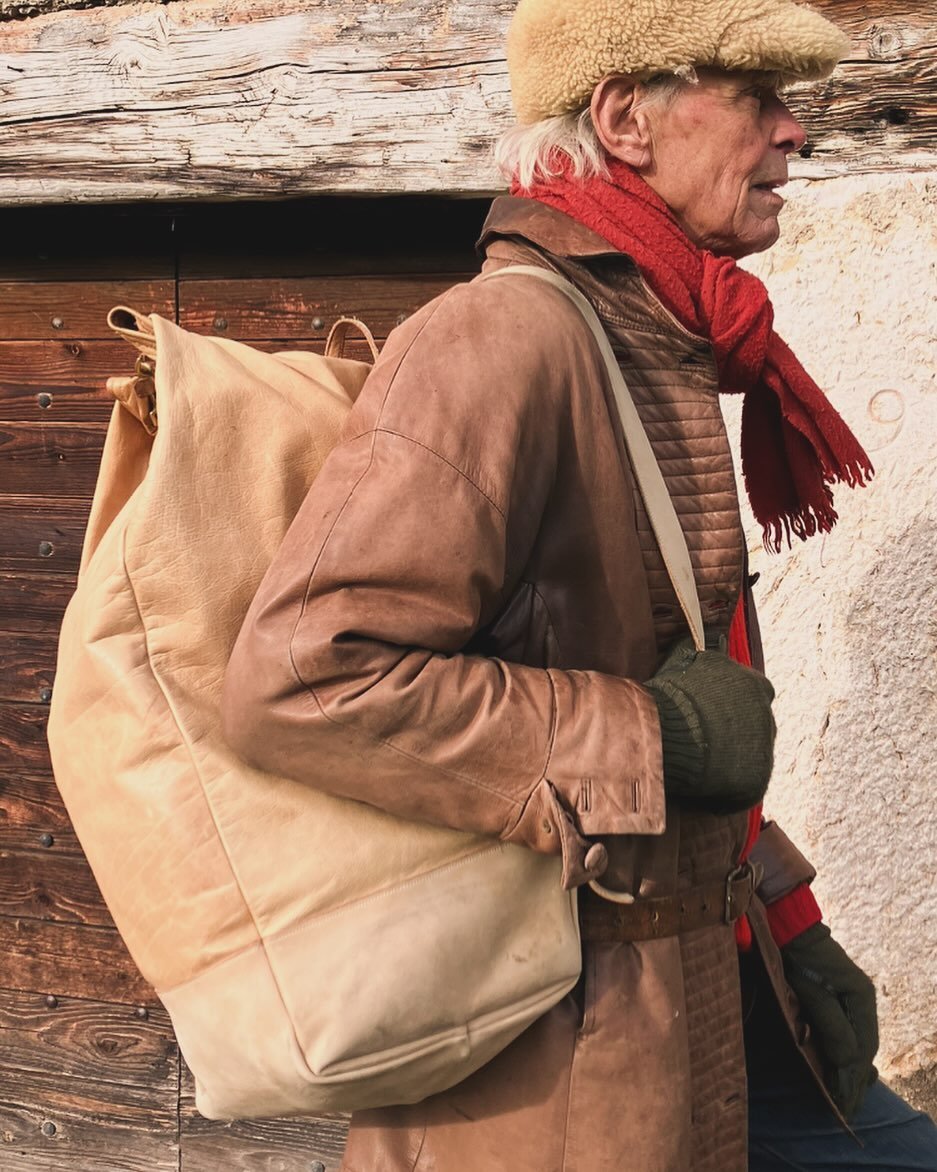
[[590, 75, 653, 170]]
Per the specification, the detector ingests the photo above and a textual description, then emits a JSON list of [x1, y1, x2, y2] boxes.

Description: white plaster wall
[[731, 172, 937, 1079]]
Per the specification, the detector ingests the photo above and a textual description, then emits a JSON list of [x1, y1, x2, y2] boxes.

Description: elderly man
[[222, 1, 937, 1168]]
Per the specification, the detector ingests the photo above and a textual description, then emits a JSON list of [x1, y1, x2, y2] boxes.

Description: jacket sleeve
[[221, 277, 666, 889], [750, 820, 823, 947]]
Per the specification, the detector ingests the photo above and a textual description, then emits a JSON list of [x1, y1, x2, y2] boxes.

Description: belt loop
[[725, 861, 755, 924]]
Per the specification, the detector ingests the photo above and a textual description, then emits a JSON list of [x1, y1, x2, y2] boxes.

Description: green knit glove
[[643, 638, 776, 812], [782, 922, 879, 1121]]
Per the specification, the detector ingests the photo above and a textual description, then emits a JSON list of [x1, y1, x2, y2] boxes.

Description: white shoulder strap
[[480, 264, 705, 653]]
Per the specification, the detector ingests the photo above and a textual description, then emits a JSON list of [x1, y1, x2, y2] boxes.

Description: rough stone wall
[[735, 171, 937, 1104]]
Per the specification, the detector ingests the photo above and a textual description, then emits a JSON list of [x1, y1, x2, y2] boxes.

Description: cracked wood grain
[[0, 0, 934, 204]]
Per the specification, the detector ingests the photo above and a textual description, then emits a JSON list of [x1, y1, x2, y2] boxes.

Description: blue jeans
[[743, 954, 937, 1170]]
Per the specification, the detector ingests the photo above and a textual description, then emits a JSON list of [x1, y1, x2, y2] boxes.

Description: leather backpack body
[[47, 304, 581, 1120]]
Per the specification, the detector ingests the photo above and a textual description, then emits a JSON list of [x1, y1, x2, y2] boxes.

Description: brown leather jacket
[[223, 198, 826, 1171]]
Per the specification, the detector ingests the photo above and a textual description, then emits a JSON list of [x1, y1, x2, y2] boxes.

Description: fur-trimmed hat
[[507, 0, 850, 124]]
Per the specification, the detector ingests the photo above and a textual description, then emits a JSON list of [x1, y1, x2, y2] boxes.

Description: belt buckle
[[724, 861, 755, 924]]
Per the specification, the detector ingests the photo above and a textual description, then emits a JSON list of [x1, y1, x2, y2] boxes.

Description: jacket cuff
[[749, 820, 817, 903], [543, 668, 667, 838], [503, 779, 609, 890], [766, 882, 823, 949]]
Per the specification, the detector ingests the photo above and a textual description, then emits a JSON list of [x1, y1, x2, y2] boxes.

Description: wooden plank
[[0, 0, 934, 206], [0, 572, 75, 633], [0, 422, 106, 499], [178, 274, 467, 339], [0, 1064, 178, 1172], [0, 769, 82, 856], [0, 916, 156, 1006], [0, 701, 50, 771], [0, 848, 113, 927], [180, 1065, 348, 1172], [0, 496, 90, 573], [0, 631, 56, 703], [0, 987, 176, 1086], [0, 282, 175, 341], [0, 340, 128, 424]]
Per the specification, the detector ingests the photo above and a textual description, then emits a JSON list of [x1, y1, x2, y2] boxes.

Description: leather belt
[[578, 862, 758, 944]]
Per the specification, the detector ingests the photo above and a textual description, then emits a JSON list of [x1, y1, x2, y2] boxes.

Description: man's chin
[[730, 219, 781, 259]]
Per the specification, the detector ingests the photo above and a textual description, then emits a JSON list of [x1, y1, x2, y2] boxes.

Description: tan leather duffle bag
[[47, 299, 582, 1121]]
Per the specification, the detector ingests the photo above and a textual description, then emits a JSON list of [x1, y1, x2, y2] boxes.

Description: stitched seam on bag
[[156, 841, 507, 996], [119, 525, 316, 1077], [263, 841, 508, 946]]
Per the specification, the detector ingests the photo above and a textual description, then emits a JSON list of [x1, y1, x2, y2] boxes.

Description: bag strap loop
[[107, 305, 157, 361], [326, 317, 380, 363]]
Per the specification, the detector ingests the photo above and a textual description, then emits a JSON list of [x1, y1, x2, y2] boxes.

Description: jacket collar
[[477, 195, 636, 267]]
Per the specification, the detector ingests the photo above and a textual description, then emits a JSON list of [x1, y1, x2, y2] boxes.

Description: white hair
[[495, 68, 699, 189]]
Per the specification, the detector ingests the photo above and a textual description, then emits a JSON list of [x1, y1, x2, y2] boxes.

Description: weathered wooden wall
[[0, 195, 484, 1170], [0, 0, 935, 205]]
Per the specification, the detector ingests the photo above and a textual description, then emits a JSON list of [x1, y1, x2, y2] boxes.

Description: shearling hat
[[507, 0, 850, 124]]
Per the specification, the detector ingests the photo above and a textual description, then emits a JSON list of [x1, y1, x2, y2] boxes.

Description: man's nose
[[771, 98, 808, 155]]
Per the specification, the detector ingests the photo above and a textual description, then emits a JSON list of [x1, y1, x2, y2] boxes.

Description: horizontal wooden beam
[[0, 0, 934, 206]]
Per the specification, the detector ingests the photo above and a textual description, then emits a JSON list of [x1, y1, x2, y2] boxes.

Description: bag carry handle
[[326, 317, 380, 363], [107, 305, 157, 361], [105, 306, 159, 434]]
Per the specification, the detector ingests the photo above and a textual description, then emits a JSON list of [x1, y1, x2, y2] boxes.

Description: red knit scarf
[[513, 159, 873, 551]]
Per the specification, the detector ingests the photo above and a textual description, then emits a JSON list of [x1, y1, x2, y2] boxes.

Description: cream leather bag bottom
[[47, 301, 582, 1121]]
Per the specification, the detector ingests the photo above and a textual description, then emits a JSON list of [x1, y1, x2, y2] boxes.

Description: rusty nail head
[[37, 392, 53, 409], [41, 1121, 56, 1137], [39, 687, 52, 703], [51, 317, 64, 330], [38, 541, 54, 558], [312, 317, 325, 330], [135, 1006, 149, 1021], [45, 995, 58, 1009], [214, 316, 228, 331], [39, 833, 54, 848]]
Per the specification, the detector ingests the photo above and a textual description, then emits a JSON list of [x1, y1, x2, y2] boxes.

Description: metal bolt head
[[396, 312, 409, 326], [37, 392, 53, 409], [311, 1162, 326, 1172], [135, 1006, 149, 1021], [41, 1121, 57, 1137], [38, 541, 54, 558], [45, 995, 58, 1009], [213, 316, 228, 331], [39, 687, 52, 703], [51, 317, 64, 330], [312, 317, 325, 331], [38, 833, 54, 848]]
